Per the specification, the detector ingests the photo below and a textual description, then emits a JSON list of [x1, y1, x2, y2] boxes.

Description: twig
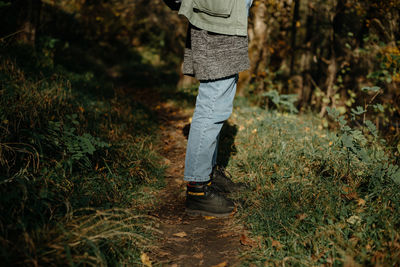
[[0, 30, 25, 42], [363, 90, 381, 125]]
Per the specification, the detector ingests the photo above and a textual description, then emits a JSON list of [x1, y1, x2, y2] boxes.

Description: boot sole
[[185, 208, 234, 218]]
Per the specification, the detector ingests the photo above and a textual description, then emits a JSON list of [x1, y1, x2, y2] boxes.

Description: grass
[[223, 97, 400, 266], [0, 41, 166, 265]]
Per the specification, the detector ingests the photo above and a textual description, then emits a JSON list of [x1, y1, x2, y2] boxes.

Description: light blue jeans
[[184, 75, 238, 182], [183, 0, 252, 182]]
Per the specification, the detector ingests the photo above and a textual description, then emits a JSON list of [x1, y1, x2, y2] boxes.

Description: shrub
[[0, 52, 164, 265], [228, 97, 400, 265]]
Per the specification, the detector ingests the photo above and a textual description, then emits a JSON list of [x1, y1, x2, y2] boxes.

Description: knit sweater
[[183, 25, 250, 81]]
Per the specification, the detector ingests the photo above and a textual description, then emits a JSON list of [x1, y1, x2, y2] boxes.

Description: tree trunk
[[290, 0, 300, 75], [298, 8, 316, 108], [319, 54, 338, 117], [14, 0, 42, 46], [318, 0, 350, 117], [247, 1, 269, 91], [319, 0, 345, 117]]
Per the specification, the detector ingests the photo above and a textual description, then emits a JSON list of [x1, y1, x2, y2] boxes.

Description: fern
[[43, 114, 109, 173], [262, 90, 299, 114], [326, 85, 398, 186]]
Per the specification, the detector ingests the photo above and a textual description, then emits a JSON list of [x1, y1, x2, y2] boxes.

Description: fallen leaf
[[271, 239, 283, 249], [356, 198, 366, 206], [347, 215, 361, 225], [193, 252, 204, 259], [341, 185, 358, 200], [204, 216, 216, 220], [140, 252, 152, 267], [296, 213, 307, 221], [173, 232, 187, 238], [211, 261, 227, 267], [240, 234, 256, 247], [218, 232, 233, 238]]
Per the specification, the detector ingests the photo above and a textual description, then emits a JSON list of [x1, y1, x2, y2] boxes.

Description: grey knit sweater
[[182, 25, 250, 81]]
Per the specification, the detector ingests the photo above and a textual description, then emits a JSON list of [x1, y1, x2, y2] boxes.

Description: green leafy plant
[[43, 114, 109, 173], [327, 85, 400, 185], [262, 89, 299, 113]]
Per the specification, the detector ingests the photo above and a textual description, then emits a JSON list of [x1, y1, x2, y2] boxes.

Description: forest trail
[[131, 88, 245, 266]]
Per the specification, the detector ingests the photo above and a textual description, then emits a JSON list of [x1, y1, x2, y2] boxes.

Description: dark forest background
[[2, 0, 399, 132]]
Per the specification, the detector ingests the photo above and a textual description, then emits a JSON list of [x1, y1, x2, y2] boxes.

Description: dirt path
[[126, 85, 246, 266], [150, 100, 244, 267]]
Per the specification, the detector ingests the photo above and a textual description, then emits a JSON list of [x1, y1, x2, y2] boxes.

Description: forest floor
[[130, 88, 247, 266]]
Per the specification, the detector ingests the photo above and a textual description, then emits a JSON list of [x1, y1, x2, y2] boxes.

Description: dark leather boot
[[211, 166, 246, 193], [185, 182, 235, 217]]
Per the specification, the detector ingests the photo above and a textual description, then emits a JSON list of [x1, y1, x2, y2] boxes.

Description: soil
[[131, 88, 246, 266]]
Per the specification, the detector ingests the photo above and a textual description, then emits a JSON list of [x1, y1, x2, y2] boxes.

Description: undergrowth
[[227, 97, 400, 266], [0, 45, 165, 266]]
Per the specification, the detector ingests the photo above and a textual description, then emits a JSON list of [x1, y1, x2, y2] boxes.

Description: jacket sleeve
[[163, 0, 182, 11]]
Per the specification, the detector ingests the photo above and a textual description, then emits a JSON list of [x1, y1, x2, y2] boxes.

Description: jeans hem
[[184, 176, 211, 182]]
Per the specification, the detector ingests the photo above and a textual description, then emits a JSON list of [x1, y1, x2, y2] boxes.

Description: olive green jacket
[[178, 0, 248, 36]]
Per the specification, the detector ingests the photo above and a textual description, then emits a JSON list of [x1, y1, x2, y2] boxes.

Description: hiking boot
[[185, 182, 235, 217], [211, 166, 246, 193]]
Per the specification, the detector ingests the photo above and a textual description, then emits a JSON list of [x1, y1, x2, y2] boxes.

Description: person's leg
[[211, 132, 220, 169], [184, 75, 237, 216], [184, 74, 238, 182]]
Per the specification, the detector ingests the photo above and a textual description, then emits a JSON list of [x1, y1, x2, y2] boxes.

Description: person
[[163, 0, 253, 217]]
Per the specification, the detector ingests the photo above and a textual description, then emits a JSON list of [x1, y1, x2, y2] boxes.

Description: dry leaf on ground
[[173, 231, 187, 238], [341, 185, 358, 200], [296, 213, 307, 221], [140, 252, 152, 267], [193, 252, 204, 259], [240, 234, 256, 247], [211, 261, 228, 267], [357, 198, 366, 206], [271, 239, 283, 249]]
